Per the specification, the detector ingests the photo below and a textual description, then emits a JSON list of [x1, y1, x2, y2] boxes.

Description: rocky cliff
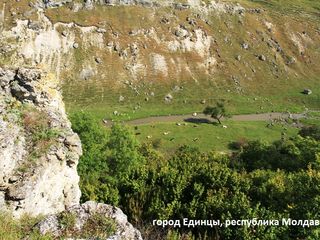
[[0, 67, 143, 239], [0, 67, 82, 218]]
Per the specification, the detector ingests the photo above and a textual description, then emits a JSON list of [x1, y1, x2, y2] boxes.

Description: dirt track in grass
[[106, 112, 308, 126]]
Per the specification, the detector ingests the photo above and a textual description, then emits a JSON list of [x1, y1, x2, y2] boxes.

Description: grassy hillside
[[1, 0, 319, 121], [50, 0, 319, 120], [133, 120, 299, 152]]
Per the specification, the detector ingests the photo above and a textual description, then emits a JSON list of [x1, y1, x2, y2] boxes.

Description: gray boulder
[[36, 201, 143, 240], [303, 89, 312, 95]]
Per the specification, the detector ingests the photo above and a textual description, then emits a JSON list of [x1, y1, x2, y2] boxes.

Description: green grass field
[[65, 77, 320, 122], [124, 120, 299, 152]]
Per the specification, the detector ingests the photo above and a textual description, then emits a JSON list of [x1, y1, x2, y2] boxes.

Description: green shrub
[[70, 110, 320, 239], [58, 211, 77, 236], [81, 213, 116, 238], [239, 136, 320, 171], [299, 125, 320, 141]]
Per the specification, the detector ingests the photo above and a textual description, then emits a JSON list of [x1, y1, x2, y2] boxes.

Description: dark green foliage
[[203, 102, 229, 124], [108, 123, 145, 183], [71, 111, 320, 239], [70, 112, 146, 207], [249, 169, 320, 238], [299, 125, 320, 141], [70, 111, 117, 204], [228, 137, 249, 150], [239, 137, 320, 171]]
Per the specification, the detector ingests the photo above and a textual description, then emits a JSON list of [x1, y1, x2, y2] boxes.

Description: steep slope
[[0, 67, 82, 218], [0, 0, 319, 120]]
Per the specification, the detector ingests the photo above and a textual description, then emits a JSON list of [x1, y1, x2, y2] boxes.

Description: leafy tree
[[203, 102, 229, 124], [249, 168, 320, 238], [70, 111, 109, 174], [299, 125, 320, 141], [238, 136, 320, 172], [107, 123, 145, 183], [70, 111, 117, 204]]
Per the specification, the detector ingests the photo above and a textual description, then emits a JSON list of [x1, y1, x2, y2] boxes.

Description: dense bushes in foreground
[[71, 112, 320, 240]]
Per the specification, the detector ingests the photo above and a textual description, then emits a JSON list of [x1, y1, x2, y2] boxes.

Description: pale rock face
[[0, 1, 228, 85], [0, 3, 5, 25], [150, 53, 168, 76], [0, 67, 82, 218], [168, 27, 212, 57], [166, 27, 215, 74], [2, 13, 75, 78], [0, 118, 26, 186], [0, 11, 104, 80], [182, 28, 212, 57], [79, 26, 105, 49], [290, 33, 306, 54], [0, 67, 143, 238], [36, 201, 143, 240]]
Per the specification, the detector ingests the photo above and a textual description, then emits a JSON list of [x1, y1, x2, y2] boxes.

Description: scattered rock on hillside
[[84, 0, 94, 10], [173, 85, 182, 92], [80, 68, 95, 80], [241, 42, 249, 49], [95, 57, 102, 64], [259, 55, 266, 61], [187, 17, 197, 26], [161, 17, 170, 24], [164, 93, 173, 102], [97, 28, 107, 33], [303, 89, 312, 95], [72, 2, 83, 12], [41, 0, 73, 8], [114, 42, 121, 52], [73, 42, 79, 49], [119, 95, 125, 102], [175, 27, 189, 38]]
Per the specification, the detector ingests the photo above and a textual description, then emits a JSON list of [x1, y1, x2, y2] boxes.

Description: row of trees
[[70, 112, 320, 239]]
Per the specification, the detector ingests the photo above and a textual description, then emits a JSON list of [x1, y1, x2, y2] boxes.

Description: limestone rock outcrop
[[0, 67, 82, 218], [36, 201, 143, 240], [0, 67, 143, 239]]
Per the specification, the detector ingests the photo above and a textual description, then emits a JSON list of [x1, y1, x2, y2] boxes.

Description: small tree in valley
[[203, 102, 229, 124]]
